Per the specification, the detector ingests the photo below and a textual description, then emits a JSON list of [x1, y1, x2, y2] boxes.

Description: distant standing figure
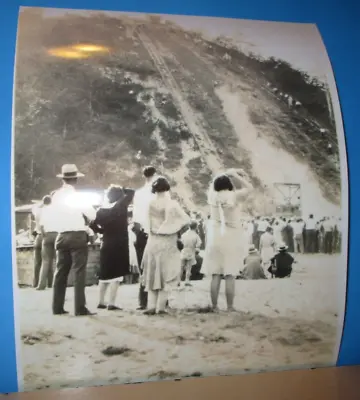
[[31, 200, 44, 288], [128, 223, 140, 283], [259, 226, 275, 269], [272, 221, 283, 247], [256, 218, 269, 246], [90, 185, 135, 310], [305, 214, 317, 253], [322, 217, 334, 254], [246, 220, 255, 245], [37, 195, 59, 290], [292, 219, 305, 253], [180, 221, 201, 286]]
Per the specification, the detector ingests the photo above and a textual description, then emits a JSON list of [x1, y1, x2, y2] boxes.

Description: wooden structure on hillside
[[273, 182, 302, 216]]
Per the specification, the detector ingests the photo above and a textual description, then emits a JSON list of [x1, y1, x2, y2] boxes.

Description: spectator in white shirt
[[31, 201, 45, 288], [51, 164, 96, 316], [291, 219, 305, 253], [305, 214, 317, 253], [254, 217, 268, 250], [246, 220, 254, 244], [132, 165, 158, 310], [36, 195, 59, 290], [322, 217, 334, 254]]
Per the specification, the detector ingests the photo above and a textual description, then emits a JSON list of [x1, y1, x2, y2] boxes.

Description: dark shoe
[[75, 308, 96, 316], [36, 287, 46, 291], [107, 305, 122, 311], [143, 309, 156, 315], [137, 306, 146, 310], [53, 310, 69, 315], [97, 304, 107, 309], [157, 310, 168, 315]]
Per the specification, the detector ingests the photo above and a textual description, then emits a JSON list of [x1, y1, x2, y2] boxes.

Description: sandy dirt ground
[[18, 253, 343, 392]]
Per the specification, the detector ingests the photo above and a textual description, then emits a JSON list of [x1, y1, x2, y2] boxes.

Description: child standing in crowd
[[179, 221, 202, 287]]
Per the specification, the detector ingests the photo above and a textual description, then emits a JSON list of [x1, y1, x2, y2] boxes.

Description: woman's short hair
[[107, 185, 124, 202], [189, 220, 198, 230], [42, 195, 52, 205], [143, 166, 157, 178], [151, 176, 170, 193], [213, 174, 234, 192]]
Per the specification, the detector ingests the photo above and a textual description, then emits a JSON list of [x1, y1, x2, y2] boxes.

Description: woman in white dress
[[259, 226, 276, 269], [272, 220, 283, 247], [141, 176, 190, 315], [201, 169, 253, 312], [126, 223, 140, 284], [246, 219, 255, 245]]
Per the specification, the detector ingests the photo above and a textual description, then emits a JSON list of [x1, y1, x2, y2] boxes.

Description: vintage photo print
[[13, 6, 348, 391]]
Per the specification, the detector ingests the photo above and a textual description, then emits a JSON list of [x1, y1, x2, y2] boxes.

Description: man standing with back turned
[[132, 165, 158, 310], [51, 164, 96, 316]]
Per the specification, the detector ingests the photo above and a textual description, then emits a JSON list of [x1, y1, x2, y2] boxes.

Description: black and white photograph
[[13, 6, 348, 391]]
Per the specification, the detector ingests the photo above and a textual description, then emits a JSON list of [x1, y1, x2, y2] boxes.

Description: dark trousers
[[52, 231, 88, 314], [294, 234, 304, 253], [254, 231, 264, 250], [134, 230, 148, 308], [33, 234, 43, 287], [305, 229, 316, 253], [324, 232, 333, 254], [37, 232, 57, 289]]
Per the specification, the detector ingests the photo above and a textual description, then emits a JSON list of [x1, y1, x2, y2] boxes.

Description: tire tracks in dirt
[[136, 28, 222, 175]]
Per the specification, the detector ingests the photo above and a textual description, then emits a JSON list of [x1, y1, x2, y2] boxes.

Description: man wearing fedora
[[51, 164, 96, 316], [268, 243, 294, 279]]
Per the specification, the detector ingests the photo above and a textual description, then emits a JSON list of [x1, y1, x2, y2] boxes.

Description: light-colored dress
[[128, 226, 139, 274], [259, 232, 275, 266], [201, 190, 248, 277], [246, 221, 254, 244], [273, 224, 283, 247], [141, 195, 190, 292]]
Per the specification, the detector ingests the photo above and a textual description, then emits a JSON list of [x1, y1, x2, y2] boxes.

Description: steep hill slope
[[14, 10, 341, 216]]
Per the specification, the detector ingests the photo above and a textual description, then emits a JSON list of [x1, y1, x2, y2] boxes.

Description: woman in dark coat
[[90, 185, 135, 311]]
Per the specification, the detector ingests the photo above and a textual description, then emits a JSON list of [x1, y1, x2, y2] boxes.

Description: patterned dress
[[141, 196, 190, 292]]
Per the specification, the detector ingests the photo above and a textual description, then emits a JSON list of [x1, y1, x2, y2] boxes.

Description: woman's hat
[[248, 244, 257, 253], [278, 243, 288, 251], [56, 164, 85, 179]]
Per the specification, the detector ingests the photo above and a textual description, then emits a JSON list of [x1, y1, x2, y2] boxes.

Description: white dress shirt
[[51, 184, 96, 233], [305, 218, 316, 230], [257, 220, 269, 232], [322, 219, 334, 232], [292, 221, 304, 235], [39, 204, 63, 233], [132, 182, 154, 233]]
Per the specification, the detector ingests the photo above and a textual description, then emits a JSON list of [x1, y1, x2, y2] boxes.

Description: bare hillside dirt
[[14, 11, 342, 217]]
